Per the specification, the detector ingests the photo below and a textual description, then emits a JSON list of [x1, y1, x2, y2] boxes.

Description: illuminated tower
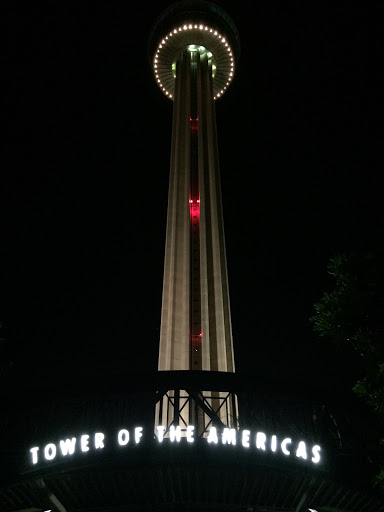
[[149, 0, 240, 435]]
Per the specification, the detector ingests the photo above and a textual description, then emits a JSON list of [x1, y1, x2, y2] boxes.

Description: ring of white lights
[[153, 23, 235, 100]]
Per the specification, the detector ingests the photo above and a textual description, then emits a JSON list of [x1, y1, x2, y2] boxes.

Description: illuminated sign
[[29, 426, 321, 466]]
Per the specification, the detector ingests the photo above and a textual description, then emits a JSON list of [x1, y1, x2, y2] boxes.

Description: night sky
[[2, 1, 383, 395]]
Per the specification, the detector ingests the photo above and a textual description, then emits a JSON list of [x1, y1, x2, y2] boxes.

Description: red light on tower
[[189, 197, 200, 223], [191, 333, 203, 344], [189, 117, 199, 131]]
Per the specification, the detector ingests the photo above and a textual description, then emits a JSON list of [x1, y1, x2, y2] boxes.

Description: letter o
[[44, 443, 57, 461], [118, 429, 129, 446]]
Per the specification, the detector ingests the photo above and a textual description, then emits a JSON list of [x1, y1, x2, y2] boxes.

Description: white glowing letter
[[281, 438, 292, 456], [94, 432, 104, 449], [59, 438, 76, 456], [256, 432, 266, 450], [241, 430, 250, 448], [311, 445, 321, 463], [186, 425, 195, 443], [271, 435, 277, 452], [296, 441, 307, 460], [118, 429, 129, 446], [156, 426, 166, 442], [169, 425, 181, 442], [44, 443, 57, 461], [135, 427, 143, 444], [30, 447, 39, 464], [80, 435, 90, 452], [222, 428, 236, 445], [207, 427, 218, 444]]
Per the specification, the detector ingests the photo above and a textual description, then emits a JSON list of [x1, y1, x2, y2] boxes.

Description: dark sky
[[2, 1, 383, 393]]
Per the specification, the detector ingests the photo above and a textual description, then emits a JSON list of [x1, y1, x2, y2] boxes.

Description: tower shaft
[[150, 1, 240, 436], [158, 48, 234, 375]]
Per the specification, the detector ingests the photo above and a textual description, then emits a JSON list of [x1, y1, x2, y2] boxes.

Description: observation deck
[[148, 0, 241, 99]]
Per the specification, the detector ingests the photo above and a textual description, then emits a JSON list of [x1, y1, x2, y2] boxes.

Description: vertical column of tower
[[189, 50, 204, 431], [158, 50, 192, 372], [197, 47, 236, 428], [189, 49, 202, 371], [198, 49, 234, 375], [158, 47, 234, 375]]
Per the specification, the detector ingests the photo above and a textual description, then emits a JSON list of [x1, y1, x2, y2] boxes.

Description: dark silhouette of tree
[[311, 250, 384, 487]]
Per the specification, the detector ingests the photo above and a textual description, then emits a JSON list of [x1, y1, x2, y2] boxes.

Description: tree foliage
[[311, 251, 384, 487]]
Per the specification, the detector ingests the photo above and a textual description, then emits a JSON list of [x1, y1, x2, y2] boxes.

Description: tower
[[149, 1, 240, 436]]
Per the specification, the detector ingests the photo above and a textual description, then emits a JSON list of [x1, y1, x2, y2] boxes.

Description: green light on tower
[[172, 45, 216, 78]]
